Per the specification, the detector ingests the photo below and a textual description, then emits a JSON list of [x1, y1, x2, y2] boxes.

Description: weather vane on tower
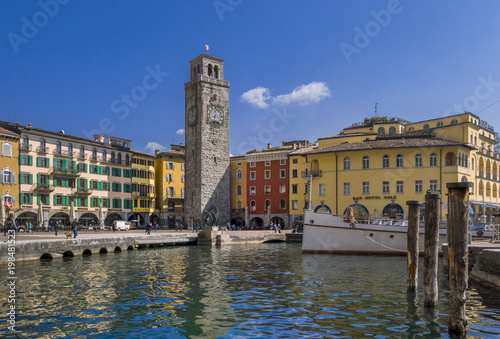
[[205, 45, 209, 55]]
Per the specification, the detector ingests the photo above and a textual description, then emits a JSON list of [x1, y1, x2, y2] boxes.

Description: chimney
[[155, 150, 160, 155], [267, 143, 272, 149], [28, 123, 32, 128]]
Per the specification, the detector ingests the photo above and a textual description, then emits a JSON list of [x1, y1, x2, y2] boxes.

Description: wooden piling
[[424, 192, 441, 308], [406, 200, 421, 292], [446, 182, 473, 335]]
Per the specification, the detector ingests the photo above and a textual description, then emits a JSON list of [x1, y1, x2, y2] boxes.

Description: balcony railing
[[77, 153, 86, 160], [36, 146, 49, 154], [53, 149, 74, 158], [301, 170, 322, 178], [32, 183, 55, 192], [52, 167, 81, 177], [132, 192, 156, 199], [20, 144, 32, 152], [89, 155, 100, 162], [232, 208, 245, 214], [72, 187, 93, 195]]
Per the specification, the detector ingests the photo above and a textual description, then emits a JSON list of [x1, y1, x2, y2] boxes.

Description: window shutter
[[119, 184, 122, 192], [53, 195, 57, 206], [19, 154, 23, 164], [84, 164, 88, 172], [0, 171, 3, 184], [85, 179, 88, 189], [19, 173, 23, 184], [53, 158, 56, 167], [63, 196, 68, 206], [46, 158, 49, 168], [46, 176, 50, 186], [29, 156, 33, 166], [62, 178, 68, 187], [20, 193, 24, 204], [37, 173, 40, 184], [29, 174, 33, 184], [37, 194, 40, 204], [29, 193, 33, 205], [37, 157, 40, 167], [12, 197, 15, 205], [62, 159, 67, 169], [11, 171, 15, 184], [107, 183, 110, 191]]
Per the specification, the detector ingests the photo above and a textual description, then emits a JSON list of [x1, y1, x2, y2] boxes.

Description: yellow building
[[130, 150, 158, 225], [0, 127, 20, 214], [290, 112, 499, 223], [229, 155, 247, 226], [155, 144, 185, 228]]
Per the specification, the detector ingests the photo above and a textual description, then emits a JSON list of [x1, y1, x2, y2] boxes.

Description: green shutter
[[46, 176, 50, 186], [29, 193, 33, 205], [53, 195, 57, 205], [37, 173, 40, 184], [19, 154, 23, 164], [46, 158, 49, 168], [62, 159, 68, 169], [29, 174, 33, 184], [37, 157, 41, 167], [19, 173, 23, 184], [20, 193, 24, 204], [29, 156, 33, 166], [62, 178, 68, 187], [53, 158, 57, 167]]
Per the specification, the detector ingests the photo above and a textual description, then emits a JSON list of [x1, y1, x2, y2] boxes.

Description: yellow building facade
[[0, 127, 20, 214], [229, 155, 247, 226], [290, 112, 499, 223], [130, 150, 158, 225], [155, 145, 185, 227]]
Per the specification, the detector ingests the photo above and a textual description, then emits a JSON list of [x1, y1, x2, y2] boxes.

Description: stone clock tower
[[184, 54, 230, 227]]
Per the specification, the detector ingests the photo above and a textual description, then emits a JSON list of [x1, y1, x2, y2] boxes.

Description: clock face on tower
[[207, 105, 223, 126], [187, 106, 198, 126]]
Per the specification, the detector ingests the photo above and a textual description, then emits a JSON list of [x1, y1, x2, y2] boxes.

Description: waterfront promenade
[[1, 229, 294, 264]]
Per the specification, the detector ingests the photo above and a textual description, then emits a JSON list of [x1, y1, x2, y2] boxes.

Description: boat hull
[[302, 211, 447, 255]]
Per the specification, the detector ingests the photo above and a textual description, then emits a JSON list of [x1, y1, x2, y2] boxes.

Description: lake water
[[2, 243, 500, 338]]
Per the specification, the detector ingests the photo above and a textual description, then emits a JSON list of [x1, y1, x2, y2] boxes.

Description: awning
[[469, 206, 474, 215]]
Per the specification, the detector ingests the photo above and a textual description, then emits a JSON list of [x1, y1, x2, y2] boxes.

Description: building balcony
[[89, 155, 100, 162], [72, 187, 93, 195], [77, 153, 86, 160], [232, 208, 245, 215], [53, 149, 75, 158], [52, 167, 81, 177], [132, 192, 156, 199], [20, 144, 32, 152], [36, 146, 49, 154], [32, 183, 55, 192], [301, 170, 322, 178]]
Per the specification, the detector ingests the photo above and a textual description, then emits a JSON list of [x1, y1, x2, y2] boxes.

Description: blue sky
[[2, 1, 500, 156]]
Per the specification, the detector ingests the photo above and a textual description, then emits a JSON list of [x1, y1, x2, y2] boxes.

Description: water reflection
[[0, 244, 499, 338]]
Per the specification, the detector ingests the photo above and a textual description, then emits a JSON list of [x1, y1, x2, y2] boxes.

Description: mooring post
[[406, 200, 421, 292], [424, 192, 441, 308], [446, 182, 472, 335]]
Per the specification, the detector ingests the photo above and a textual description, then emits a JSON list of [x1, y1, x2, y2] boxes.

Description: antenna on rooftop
[[374, 103, 378, 116]]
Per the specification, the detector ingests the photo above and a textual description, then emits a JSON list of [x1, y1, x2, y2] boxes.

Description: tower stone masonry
[[184, 54, 230, 226]]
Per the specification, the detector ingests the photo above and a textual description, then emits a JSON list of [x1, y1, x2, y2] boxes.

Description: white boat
[[302, 210, 449, 255]]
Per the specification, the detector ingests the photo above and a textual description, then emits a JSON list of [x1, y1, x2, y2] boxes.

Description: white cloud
[[273, 82, 330, 106], [240, 87, 271, 109], [176, 129, 185, 135], [241, 82, 330, 109], [145, 141, 166, 153]]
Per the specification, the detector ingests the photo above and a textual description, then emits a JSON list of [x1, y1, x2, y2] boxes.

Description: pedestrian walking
[[146, 222, 151, 235], [72, 219, 78, 238], [54, 221, 58, 236]]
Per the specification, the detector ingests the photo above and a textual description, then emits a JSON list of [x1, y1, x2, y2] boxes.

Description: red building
[[244, 141, 308, 228]]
